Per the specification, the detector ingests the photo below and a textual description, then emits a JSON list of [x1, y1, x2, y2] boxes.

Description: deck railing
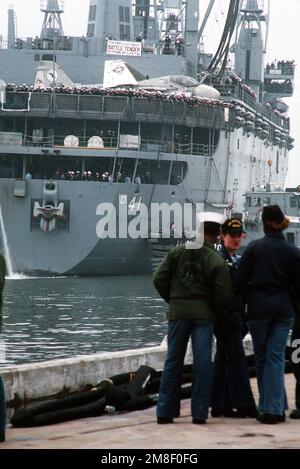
[[0, 134, 215, 157], [0, 88, 290, 131]]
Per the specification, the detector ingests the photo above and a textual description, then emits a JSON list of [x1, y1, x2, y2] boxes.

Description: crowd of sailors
[[264, 79, 294, 94], [25, 169, 163, 186], [42, 170, 141, 184], [4, 83, 228, 109], [266, 59, 295, 76], [208, 71, 257, 100]]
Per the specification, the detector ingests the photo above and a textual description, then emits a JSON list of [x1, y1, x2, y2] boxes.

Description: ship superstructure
[[243, 187, 300, 248], [0, 0, 296, 275]]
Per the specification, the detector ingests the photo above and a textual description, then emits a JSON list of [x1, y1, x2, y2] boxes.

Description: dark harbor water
[[0, 276, 167, 367]]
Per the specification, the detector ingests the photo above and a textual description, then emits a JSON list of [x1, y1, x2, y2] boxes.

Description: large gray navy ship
[[0, 0, 296, 275]]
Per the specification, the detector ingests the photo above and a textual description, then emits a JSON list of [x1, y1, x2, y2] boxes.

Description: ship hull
[[0, 125, 290, 276], [0, 178, 185, 276]]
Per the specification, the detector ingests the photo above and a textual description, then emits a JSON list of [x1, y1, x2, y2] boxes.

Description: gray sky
[[0, 0, 299, 185]]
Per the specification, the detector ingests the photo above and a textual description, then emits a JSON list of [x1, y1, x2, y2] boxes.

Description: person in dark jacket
[[237, 205, 300, 424], [211, 218, 257, 418], [0, 254, 6, 443], [154, 213, 232, 425]]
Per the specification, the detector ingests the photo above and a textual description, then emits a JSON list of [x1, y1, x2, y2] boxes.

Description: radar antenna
[[40, 0, 65, 39]]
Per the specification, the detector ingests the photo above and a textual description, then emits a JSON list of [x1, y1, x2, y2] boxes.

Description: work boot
[[290, 408, 300, 419], [157, 416, 174, 424], [192, 419, 206, 424], [260, 413, 285, 424]]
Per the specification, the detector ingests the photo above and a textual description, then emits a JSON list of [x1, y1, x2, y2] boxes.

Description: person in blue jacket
[[237, 205, 300, 424]]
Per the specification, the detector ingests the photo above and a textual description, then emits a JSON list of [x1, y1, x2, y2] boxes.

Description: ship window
[[246, 197, 252, 207], [120, 25, 125, 40], [290, 197, 297, 208], [88, 5, 97, 22], [134, 159, 169, 185], [135, 159, 187, 185], [237, 139, 240, 150], [34, 54, 40, 62], [135, 0, 144, 16], [0, 160, 10, 178], [125, 25, 131, 41], [3, 92, 30, 111], [119, 6, 131, 41], [113, 157, 135, 182], [170, 162, 187, 185], [119, 6, 124, 22], [276, 150, 279, 174], [42, 54, 56, 61], [286, 232, 295, 246], [87, 23, 95, 37], [125, 7, 130, 23], [253, 197, 261, 207]]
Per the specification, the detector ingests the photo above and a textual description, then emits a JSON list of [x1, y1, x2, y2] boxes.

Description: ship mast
[[7, 5, 17, 49], [184, 0, 199, 78], [40, 0, 65, 39], [234, 0, 268, 99]]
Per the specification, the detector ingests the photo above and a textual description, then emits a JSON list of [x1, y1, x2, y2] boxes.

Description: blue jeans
[[211, 327, 256, 411], [248, 317, 294, 416], [157, 319, 214, 421], [0, 377, 5, 437]]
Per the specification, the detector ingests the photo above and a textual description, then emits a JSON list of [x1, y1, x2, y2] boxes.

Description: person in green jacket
[[0, 254, 6, 443], [154, 214, 232, 425]]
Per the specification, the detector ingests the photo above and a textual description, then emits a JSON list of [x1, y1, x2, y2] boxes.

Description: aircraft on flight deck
[[33, 59, 220, 99]]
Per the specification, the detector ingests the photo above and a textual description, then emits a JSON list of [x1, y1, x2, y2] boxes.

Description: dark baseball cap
[[221, 218, 245, 235]]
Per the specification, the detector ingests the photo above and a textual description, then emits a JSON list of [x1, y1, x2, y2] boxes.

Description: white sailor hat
[[196, 212, 227, 225], [186, 211, 226, 250]]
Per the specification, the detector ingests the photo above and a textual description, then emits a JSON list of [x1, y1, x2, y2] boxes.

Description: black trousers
[[211, 326, 256, 410]]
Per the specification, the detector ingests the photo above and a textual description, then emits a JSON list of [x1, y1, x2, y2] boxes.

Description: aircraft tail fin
[[103, 60, 145, 88], [34, 61, 74, 89]]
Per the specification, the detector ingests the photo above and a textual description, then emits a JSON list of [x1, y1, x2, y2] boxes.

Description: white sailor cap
[[196, 212, 227, 225], [186, 211, 226, 250]]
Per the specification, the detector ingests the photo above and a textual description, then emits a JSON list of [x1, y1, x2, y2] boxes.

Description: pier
[[0, 375, 298, 449], [0, 339, 298, 449]]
